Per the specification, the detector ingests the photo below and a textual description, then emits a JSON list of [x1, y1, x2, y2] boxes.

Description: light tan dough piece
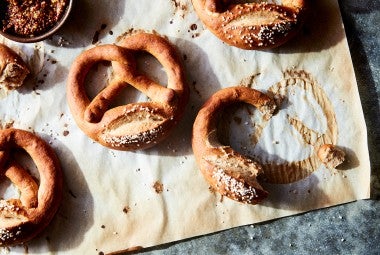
[[192, 86, 277, 204], [0, 43, 29, 90], [67, 32, 189, 151], [191, 0, 308, 50], [317, 144, 345, 169], [0, 128, 62, 247]]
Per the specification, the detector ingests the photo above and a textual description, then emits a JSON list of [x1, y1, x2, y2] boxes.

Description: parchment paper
[[0, 0, 371, 254]]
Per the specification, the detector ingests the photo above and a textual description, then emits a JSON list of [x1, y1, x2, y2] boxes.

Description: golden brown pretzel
[[0, 128, 62, 246], [67, 32, 189, 150], [192, 86, 277, 204], [0, 43, 29, 90], [192, 0, 308, 49]]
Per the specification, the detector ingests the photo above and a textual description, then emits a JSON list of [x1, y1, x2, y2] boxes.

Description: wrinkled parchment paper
[[0, 0, 370, 254]]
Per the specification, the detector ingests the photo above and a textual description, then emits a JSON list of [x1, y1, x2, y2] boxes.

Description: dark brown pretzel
[[192, 86, 277, 204], [192, 0, 308, 49], [67, 32, 189, 150], [0, 128, 62, 246]]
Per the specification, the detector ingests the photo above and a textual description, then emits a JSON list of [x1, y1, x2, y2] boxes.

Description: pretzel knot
[[0, 129, 62, 246], [67, 32, 189, 151], [192, 87, 277, 204], [192, 0, 308, 49]]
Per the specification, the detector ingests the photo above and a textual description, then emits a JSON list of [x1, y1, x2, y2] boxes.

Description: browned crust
[[192, 0, 308, 49], [0, 128, 62, 247], [317, 144, 345, 169], [0, 43, 29, 90], [192, 86, 277, 204], [2, 161, 39, 209], [67, 32, 189, 151]]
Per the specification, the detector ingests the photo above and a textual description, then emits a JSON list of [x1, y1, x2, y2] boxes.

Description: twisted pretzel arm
[[115, 32, 188, 102], [84, 78, 128, 123], [126, 74, 176, 104], [2, 160, 39, 208], [67, 45, 135, 123]]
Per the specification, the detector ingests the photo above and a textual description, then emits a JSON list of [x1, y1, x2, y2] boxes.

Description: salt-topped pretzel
[[0, 128, 62, 246], [67, 32, 189, 150], [0, 43, 29, 90], [192, 0, 307, 49], [192, 86, 277, 204]]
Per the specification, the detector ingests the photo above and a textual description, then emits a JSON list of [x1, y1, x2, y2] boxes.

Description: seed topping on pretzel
[[192, 86, 277, 204], [67, 32, 189, 150], [192, 0, 308, 49], [100, 105, 166, 148]]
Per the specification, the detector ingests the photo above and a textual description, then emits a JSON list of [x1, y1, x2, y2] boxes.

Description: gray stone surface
[[129, 1, 380, 254]]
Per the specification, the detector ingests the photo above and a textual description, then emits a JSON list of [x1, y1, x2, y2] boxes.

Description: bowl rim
[[0, 0, 73, 43]]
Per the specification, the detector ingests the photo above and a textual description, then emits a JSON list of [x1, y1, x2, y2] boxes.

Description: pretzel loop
[[0, 128, 62, 246], [113, 33, 182, 104], [67, 32, 189, 151], [192, 0, 307, 49], [192, 87, 277, 204]]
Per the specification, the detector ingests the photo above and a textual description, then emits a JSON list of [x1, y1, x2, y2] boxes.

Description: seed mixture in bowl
[[0, 0, 68, 37]]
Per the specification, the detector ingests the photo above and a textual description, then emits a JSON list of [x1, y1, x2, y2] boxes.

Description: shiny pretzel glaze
[[0, 129, 62, 246], [67, 32, 189, 151], [192, 0, 307, 49], [192, 86, 277, 204]]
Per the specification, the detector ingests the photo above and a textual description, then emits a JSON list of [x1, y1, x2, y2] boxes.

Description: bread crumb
[[153, 181, 164, 194], [123, 206, 130, 214], [317, 144, 345, 169]]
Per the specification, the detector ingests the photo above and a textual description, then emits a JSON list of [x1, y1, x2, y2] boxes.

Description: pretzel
[[67, 32, 189, 150], [192, 86, 277, 204], [0, 128, 62, 246], [0, 43, 29, 90], [192, 0, 307, 49]]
